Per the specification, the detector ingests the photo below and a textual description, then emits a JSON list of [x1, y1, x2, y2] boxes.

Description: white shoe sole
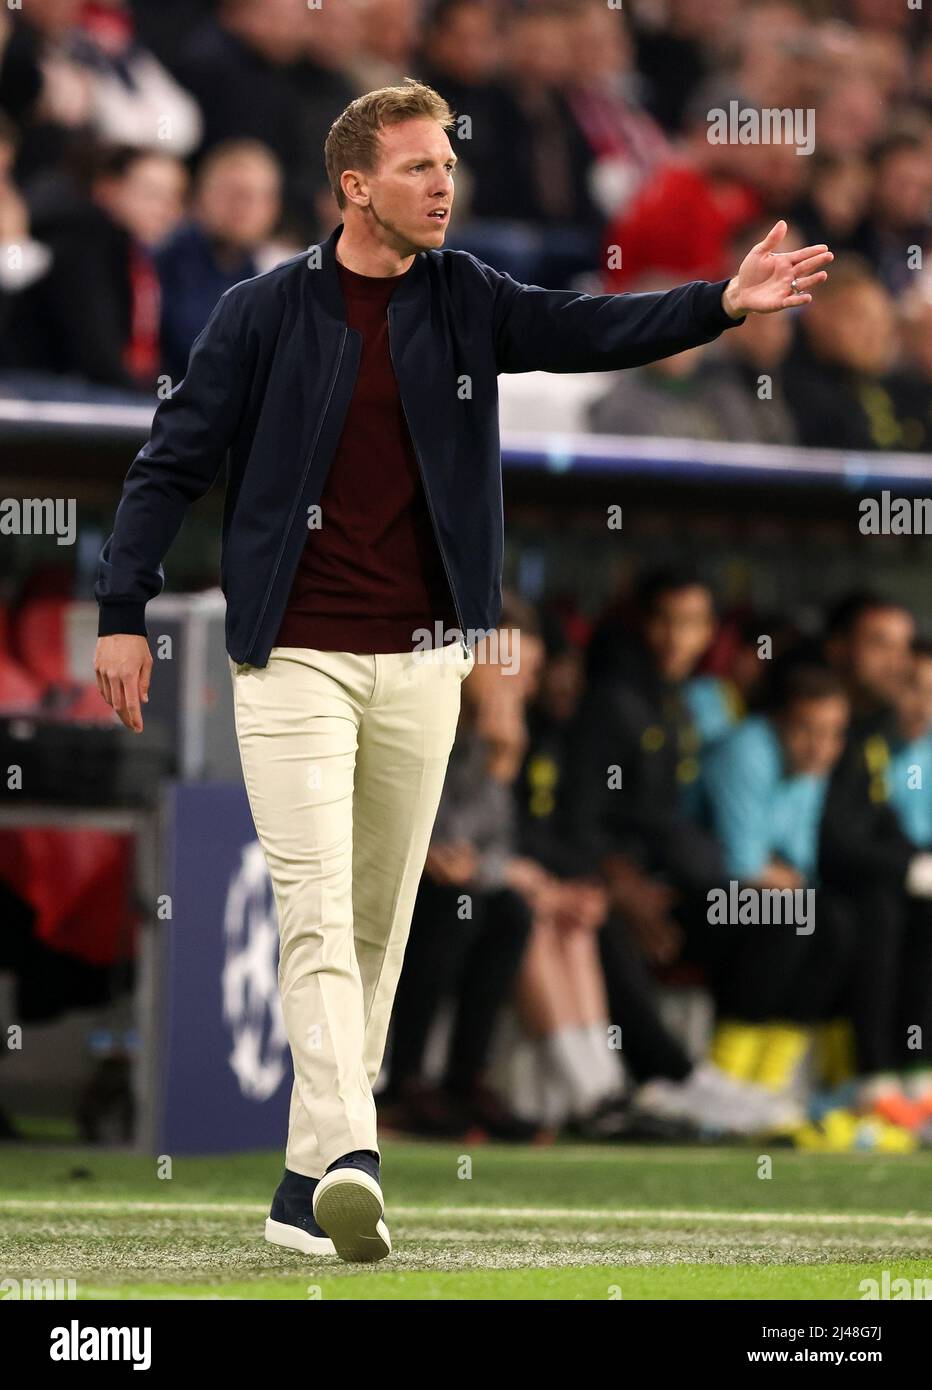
[[312, 1169, 391, 1263], [265, 1216, 336, 1257]]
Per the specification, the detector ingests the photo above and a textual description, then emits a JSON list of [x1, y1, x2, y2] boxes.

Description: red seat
[[12, 596, 70, 688], [0, 652, 42, 712]]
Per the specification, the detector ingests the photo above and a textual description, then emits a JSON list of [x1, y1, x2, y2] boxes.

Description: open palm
[[733, 220, 833, 314]]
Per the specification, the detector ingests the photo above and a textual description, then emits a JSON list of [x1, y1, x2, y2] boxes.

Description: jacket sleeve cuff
[[696, 278, 746, 332], [98, 603, 148, 638]]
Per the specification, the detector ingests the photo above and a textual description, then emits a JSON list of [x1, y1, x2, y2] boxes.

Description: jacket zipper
[[244, 327, 348, 660], [388, 304, 469, 659]]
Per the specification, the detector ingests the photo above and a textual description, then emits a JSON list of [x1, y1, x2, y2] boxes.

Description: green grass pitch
[[1, 1141, 930, 1300]]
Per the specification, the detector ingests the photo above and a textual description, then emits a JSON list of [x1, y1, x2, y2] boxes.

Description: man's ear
[[340, 169, 369, 208]]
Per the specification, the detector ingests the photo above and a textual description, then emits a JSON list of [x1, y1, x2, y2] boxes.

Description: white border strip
[[0, 1199, 928, 1228]]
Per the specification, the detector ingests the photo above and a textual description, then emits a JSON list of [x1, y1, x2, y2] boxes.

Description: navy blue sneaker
[[313, 1150, 391, 1263], [265, 1167, 336, 1257]]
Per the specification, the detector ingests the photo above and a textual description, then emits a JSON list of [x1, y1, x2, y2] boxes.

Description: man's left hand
[[722, 219, 833, 318]]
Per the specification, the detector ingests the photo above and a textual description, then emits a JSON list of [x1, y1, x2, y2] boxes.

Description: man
[[9, 144, 187, 388], [820, 596, 932, 1125], [781, 256, 908, 451], [156, 140, 283, 383], [93, 79, 832, 1263], [700, 664, 857, 1093]]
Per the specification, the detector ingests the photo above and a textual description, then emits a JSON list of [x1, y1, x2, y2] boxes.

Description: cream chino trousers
[[229, 641, 473, 1178]]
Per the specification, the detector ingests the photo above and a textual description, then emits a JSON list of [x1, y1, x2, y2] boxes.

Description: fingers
[[789, 243, 830, 265], [755, 219, 787, 253], [115, 673, 143, 733], [791, 250, 834, 277], [790, 270, 829, 294]]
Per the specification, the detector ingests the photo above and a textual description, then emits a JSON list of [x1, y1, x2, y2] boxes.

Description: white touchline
[[0, 1199, 929, 1229]]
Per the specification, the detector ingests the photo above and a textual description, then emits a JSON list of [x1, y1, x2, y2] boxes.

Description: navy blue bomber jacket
[[95, 223, 744, 667]]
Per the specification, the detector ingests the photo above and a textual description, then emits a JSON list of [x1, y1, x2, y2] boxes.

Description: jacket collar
[[311, 222, 429, 324]]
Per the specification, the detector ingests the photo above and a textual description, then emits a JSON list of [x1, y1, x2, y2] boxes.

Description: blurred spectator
[[817, 596, 925, 1078], [0, 0, 201, 189], [567, 566, 722, 898], [563, 1, 670, 220], [508, 608, 636, 1136], [702, 663, 849, 889], [889, 639, 932, 851], [816, 602, 932, 1131], [414, 0, 508, 220], [416, 0, 502, 106], [888, 273, 932, 452], [697, 663, 859, 1097], [688, 2, 815, 131], [486, 1, 598, 226], [856, 128, 932, 296], [629, 0, 741, 135], [814, 70, 887, 161], [790, 151, 873, 255], [448, 1, 603, 285], [156, 139, 283, 383], [687, 610, 803, 742], [5, 143, 186, 387], [172, 0, 356, 238], [781, 254, 906, 450], [588, 341, 726, 441], [516, 609, 591, 880], [346, 0, 421, 93], [694, 291, 798, 445], [0, 112, 52, 313]]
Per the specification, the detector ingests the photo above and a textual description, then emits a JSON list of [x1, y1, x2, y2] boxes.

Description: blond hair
[[324, 78, 454, 210]]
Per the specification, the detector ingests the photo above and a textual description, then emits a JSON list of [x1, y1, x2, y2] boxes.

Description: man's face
[[197, 155, 281, 249], [643, 585, 715, 683], [896, 653, 932, 743], [506, 15, 573, 85], [875, 147, 932, 228], [807, 283, 896, 375], [426, 2, 499, 84], [96, 155, 187, 248], [834, 606, 915, 707], [346, 117, 455, 254], [778, 695, 850, 777]]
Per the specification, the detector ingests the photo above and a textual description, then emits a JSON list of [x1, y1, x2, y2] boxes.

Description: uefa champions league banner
[[160, 782, 292, 1154]]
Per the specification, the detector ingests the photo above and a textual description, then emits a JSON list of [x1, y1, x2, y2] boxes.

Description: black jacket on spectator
[[559, 635, 724, 891], [819, 709, 914, 892], [172, 22, 354, 232], [516, 704, 595, 879], [457, 82, 601, 230], [5, 202, 141, 388], [782, 333, 909, 452]]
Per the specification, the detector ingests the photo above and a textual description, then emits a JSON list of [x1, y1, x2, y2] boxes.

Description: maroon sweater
[[274, 258, 457, 654]]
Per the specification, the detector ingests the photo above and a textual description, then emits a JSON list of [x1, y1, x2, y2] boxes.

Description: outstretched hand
[[723, 220, 833, 318]]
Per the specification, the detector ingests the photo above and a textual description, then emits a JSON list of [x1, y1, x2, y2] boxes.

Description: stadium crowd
[[0, 0, 930, 448], [379, 579, 932, 1152]]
